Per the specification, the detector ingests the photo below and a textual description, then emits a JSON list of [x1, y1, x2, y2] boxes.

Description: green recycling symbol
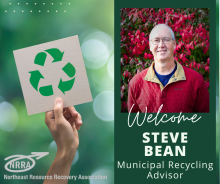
[[29, 48, 76, 96]]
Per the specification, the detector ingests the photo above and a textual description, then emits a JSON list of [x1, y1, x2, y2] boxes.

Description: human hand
[[45, 98, 83, 159], [44, 98, 83, 184]]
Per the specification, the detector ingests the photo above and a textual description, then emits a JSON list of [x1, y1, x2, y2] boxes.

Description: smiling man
[[127, 24, 209, 113]]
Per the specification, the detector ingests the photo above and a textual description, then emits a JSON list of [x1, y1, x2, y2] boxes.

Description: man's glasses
[[150, 37, 173, 45]]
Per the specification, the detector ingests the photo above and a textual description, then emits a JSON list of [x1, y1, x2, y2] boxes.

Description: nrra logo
[[4, 152, 49, 172]]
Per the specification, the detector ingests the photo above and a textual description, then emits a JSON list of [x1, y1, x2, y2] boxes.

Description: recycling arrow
[[34, 52, 47, 66], [39, 85, 54, 96], [29, 70, 44, 91], [29, 48, 76, 96], [45, 48, 64, 63], [29, 70, 54, 96], [58, 78, 75, 94], [34, 48, 64, 66], [62, 62, 76, 78]]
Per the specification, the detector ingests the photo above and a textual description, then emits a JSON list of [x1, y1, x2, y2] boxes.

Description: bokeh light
[[93, 91, 114, 121], [91, 68, 113, 88], [49, 140, 57, 152], [71, 150, 79, 165], [0, 101, 18, 132], [81, 30, 113, 69], [107, 54, 114, 79], [82, 39, 108, 60], [90, 167, 114, 184]]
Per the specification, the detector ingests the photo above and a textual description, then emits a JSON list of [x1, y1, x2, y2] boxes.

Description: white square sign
[[13, 35, 93, 115]]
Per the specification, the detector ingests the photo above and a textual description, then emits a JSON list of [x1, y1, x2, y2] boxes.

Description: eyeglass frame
[[150, 37, 174, 45]]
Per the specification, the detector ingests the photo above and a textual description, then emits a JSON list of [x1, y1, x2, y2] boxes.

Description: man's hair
[[149, 24, 175, 41]]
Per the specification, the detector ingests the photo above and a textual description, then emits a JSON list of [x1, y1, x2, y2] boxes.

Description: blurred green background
[[0, 0, 114, 183]]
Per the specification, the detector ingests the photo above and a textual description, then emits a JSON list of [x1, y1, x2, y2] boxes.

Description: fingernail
[[72, 110, 78, 115], [55, 98, 62, 104], [79, 120, 82, 124]]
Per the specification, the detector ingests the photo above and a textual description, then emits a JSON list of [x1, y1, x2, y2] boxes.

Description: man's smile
[[157, 50, 167, 53]]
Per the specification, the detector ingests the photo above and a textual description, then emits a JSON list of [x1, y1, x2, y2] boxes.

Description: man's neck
[[154, 59, 176, 75]]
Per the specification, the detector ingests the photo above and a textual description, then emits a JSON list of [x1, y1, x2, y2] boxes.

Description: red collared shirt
[[127, 61, 209, 113]]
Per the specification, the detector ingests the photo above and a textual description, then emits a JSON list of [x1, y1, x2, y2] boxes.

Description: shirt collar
[[143, 60, 186, 91], [144, 60, 186, 81]]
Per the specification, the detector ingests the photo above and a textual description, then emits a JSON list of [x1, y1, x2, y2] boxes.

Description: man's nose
[[158, 39, 165, 47]]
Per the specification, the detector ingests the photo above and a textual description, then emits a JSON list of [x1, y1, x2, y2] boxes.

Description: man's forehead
[[151, 26, 172, 37]]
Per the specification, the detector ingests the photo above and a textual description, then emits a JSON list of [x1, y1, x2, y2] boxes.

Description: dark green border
[[115, 1, 217, 183], [216, 0, 219, 183]]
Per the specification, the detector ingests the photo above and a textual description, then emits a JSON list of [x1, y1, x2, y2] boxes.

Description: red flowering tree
[[121, 8, 209, 112]]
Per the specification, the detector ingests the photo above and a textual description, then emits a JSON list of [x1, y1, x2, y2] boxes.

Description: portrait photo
[[120, 8, 210, 113]]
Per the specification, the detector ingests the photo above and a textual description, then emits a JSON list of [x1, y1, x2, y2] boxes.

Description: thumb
[[54, 98, 63, 121]]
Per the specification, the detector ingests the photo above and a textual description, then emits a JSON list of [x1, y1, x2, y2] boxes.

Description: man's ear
[[149, 42, 152, 52]]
